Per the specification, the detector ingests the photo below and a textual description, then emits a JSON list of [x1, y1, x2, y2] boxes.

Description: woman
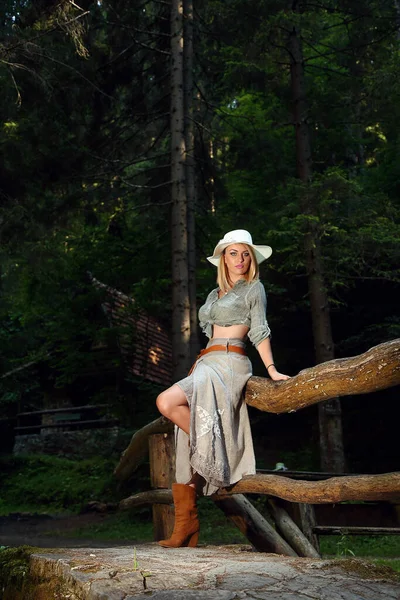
[[156, 229, 290, 548]]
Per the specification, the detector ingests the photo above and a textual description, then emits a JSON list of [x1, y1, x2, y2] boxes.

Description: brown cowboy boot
[[158, 483, 199, 548]]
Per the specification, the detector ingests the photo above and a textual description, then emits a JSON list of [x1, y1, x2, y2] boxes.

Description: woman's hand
[[267, 366, 291, 381], [256, 339, 291, 381]]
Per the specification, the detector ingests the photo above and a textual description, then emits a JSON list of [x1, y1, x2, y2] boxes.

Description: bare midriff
[[212, 324, 249, 340]]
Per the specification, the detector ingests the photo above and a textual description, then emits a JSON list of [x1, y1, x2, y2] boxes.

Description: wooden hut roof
[[89, 275, 172, 387]]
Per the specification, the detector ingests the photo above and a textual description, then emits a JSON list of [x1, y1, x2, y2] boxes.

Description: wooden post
[[149, 432, 175, 540], [284, 501, 320, 554], [213, 494, 298, 556], [268, 499, 320, 558]]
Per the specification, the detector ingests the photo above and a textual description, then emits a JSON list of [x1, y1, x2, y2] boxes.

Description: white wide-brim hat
[[207, 229, 272, 266]]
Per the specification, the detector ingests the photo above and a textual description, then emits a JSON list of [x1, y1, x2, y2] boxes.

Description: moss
[[0, 545, 71, 600], [0, 545, 33, 590], [331, 558, 400, 582]]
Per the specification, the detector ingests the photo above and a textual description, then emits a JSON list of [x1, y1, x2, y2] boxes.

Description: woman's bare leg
[[156, 384, 190, 435]]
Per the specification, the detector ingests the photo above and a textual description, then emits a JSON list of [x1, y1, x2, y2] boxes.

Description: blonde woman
[[156, 230, 290, 548]]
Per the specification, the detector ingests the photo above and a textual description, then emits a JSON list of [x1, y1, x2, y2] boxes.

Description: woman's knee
[[156, 386, 187, 417], [156, 391, 170, 416]]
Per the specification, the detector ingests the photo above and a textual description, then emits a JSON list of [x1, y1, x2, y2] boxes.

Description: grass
[[373, 558, 400, 574], [1, 453, 399, 564], [56, 512, 154, 542], [0, 454, 119, 514], [32, 499, 248, 545], [320, 534, 400, 559]]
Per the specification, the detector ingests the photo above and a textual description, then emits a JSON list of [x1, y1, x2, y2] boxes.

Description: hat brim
[[207, 244, 272, 266]]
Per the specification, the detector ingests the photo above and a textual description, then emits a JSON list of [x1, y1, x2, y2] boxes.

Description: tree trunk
[[288, 14, 345, 472], [171, 0, 192, 380], [183, 0, 200, 363]]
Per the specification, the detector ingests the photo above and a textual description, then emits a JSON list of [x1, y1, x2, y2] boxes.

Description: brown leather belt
[[188, 344, 246, 375]]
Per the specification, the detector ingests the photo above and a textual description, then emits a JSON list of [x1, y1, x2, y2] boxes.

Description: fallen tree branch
[[245, 339, 400, 413], [215, 472, 400, 503], [114, 416, 172, 481], [113, 340, 399, 482], [119, 488, 172, 510], [119, 472, 400, 510]]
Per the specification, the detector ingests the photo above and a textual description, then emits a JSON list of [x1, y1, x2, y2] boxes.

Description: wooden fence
[[15, 405, 118, 435], [113, 339, 400, 557]]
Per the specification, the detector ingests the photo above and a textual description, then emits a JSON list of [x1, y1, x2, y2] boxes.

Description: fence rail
[[15, 404, 118, 435]]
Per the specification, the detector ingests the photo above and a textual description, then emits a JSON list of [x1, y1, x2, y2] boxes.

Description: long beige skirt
[[175, 338, 256, 496]]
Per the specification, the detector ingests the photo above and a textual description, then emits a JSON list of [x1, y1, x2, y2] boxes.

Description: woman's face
[[224, 243, 252, 280]]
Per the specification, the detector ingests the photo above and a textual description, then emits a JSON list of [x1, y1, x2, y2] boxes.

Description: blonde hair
[[217, 244, 259, 292]]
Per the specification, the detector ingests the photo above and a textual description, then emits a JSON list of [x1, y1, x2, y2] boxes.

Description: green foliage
[[0, 0, 399, 456], [320, 535, 400, 559], [334, 534, 356, 557], [0, 546, 32, 592], [0, 454, 118, 512]]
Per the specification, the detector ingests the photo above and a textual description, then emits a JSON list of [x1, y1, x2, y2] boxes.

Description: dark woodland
[[0, 0, 399, 475]]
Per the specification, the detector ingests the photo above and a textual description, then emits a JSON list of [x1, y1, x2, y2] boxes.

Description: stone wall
[[13, 427, 133, 458]]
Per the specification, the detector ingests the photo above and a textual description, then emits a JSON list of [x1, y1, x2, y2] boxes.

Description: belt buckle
[[226, 340, 230, 353]]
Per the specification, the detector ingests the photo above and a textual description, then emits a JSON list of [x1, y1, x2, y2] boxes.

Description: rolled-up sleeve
[[247, 281, 271, 347]]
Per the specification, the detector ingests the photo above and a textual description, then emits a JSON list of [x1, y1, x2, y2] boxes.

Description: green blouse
[[198, 279, 271, 347]]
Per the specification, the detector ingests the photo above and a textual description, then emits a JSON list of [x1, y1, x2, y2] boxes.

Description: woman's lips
[[236, 265, 244, 269]]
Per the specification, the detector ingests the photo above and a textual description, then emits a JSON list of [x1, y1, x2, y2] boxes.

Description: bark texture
[[149, 433, 175, 540], [268, 499, 320, 558], [171, 0, 191, 380], [213, 494, 298, 556], [119, 489, 173, 510], [245, 339, 399, 413], [114, 416, 173, 481], [216, 472, 400, 503], [183, 0, 200, 363]]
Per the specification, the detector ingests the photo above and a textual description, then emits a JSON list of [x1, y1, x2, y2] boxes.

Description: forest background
[[0, 0, 399, 480]]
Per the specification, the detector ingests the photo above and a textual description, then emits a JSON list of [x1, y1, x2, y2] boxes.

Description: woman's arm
[[256, 337, 290, 381]]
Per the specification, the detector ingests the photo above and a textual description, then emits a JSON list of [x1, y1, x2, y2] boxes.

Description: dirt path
[[0, 512, 133, 548]]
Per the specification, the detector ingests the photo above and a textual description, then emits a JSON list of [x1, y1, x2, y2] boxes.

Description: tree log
[[119, 489, 173, 511], [213, 494, 298, 556], [268, 499, 320, 558], [114, 416, 172, 481], [216, 472, 400, 503], [245, 339, 400, 413], [287, 501, 320, 553], [313, 526, 400, 535]]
